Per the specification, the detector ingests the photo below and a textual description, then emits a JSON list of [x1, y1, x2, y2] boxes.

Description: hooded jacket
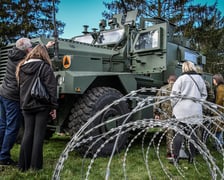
[[19, 59, 58, 111], [0, 47, 26, 101]]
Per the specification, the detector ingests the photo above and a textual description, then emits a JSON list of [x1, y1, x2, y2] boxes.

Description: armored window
[[134, 29, 160, 51]]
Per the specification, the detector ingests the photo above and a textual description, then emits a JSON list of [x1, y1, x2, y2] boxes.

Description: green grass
[[0, 133, 223, 180]]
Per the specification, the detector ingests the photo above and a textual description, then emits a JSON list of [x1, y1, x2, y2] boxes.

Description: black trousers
[[18, 109, 50, 171], [173, 124, 199, 159]]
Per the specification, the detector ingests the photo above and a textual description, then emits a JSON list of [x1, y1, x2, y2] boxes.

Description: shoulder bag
[[31, 62, 50, 103]]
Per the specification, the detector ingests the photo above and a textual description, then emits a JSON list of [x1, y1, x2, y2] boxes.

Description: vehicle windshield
[[73, 29, 125, 45]]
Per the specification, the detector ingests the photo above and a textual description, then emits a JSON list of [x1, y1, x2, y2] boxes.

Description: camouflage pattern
[[166, 130, 174, 155], [154, 83, 174, 119], [205, 80, 214, 103], [203, 80, 215, 116], [154, 82, 174, 155], [195, 66, 214, 102]]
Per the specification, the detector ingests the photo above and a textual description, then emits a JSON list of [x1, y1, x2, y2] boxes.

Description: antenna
[[53, 0, 59, 60], [121, 0, 127, 13]]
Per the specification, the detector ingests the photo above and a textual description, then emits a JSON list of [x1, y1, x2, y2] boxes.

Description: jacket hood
[[8, 47, 26, 62], [20, 61, 42, 76]]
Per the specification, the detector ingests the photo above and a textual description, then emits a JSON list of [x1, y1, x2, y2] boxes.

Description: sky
[[57, 0, 224, 39]]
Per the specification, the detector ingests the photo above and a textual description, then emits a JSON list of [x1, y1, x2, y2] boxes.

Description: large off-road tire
[[67, 87, 130, 156]]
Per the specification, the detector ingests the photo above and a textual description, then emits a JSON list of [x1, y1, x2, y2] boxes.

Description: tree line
[[0, 0, 65, 46], [0, 0, 224, 73]]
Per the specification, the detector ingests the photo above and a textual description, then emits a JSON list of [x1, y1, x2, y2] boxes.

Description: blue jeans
[[0, 96, 21, 161]]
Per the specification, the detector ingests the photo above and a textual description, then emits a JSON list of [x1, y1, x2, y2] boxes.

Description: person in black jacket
[[0, 38, 33, 166], [16, 44, 58, 171], [0, 38, 55, 166]]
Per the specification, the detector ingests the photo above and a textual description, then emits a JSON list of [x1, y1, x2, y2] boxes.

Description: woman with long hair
[[16, 44, 58, 171]]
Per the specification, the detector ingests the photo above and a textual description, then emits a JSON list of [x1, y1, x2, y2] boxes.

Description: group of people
[[1, 37, 224, 171], [155, 61, 224, 164], [0, 37, 58, 171]]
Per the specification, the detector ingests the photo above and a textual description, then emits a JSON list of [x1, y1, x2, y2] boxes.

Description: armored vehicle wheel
[[67, 87, 130, 156]]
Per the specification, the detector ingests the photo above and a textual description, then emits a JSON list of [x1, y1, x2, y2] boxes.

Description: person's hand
[[50, 109, 56, 120], [46, 41, 55, 48]]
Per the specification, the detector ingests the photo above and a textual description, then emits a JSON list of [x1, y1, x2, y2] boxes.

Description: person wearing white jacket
[[170, 61, 207, 164]]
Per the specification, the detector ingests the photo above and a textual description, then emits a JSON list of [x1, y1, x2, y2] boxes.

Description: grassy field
[[0, 133, 222, 180]]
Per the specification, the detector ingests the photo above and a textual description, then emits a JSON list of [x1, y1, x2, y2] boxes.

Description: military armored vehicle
[[0, 11, 210, 156]]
